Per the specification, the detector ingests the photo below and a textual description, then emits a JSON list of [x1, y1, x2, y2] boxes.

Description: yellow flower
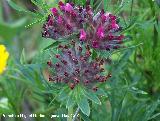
[[0, 45, 9, 74]]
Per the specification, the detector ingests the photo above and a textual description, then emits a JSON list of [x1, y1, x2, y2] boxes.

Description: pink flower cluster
[[42, 1, 92, 39], [42, 1, 124, 50], [43, 1, 126, 91], [47, 43, 111, 90], [79, 11, 125, 50]]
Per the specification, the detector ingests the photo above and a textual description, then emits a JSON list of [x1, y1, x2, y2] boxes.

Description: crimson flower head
[[42, 1, 125, 51], [80, 11, 125, 50], [42, 1, 92, 40], [47, 44, 111, 91]]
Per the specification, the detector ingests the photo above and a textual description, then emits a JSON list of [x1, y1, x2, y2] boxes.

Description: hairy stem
[[67, 107, 73, 121], [2, 0, 11, 22], [72, 107, 80, 121], [130, 0, 134, 17]]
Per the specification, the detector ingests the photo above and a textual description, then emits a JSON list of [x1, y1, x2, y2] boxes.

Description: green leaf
[[95, 89, 108, 97], [0, 98, 10, 111], [99, 50, 111, 59], [20, 49, 27, 64], [78, 97, 90, 116], [141, 100, 160, 121], [156, 0, 160, 7], [104, 0, 109, 11], [90, 0, 94, 8], [83, 90, 101, 105], [57, 88, 68, 102], [0, 18, 27, 40], [95, 0, 103, 13], [121, 18, 137, 33], [66, 95, 75, 108], [7, 0, 39, 17], [7, 0, 26, 11], [92, 49, 98, 59], [80, 111, 91, 121], [149, 112, 160, 120], [130, 87, 148, 95], [31, 0, 50, 11], [43, 41, 61, 50]]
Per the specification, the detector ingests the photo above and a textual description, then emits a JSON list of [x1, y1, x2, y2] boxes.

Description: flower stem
[[72, 107, 80, 121], [67, 107, 73, 121]]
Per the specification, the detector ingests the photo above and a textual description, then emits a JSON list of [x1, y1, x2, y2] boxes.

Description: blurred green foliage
[[0, 0, 160, 121]]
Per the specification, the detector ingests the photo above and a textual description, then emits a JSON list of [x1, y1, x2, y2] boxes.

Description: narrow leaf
[[20, 49, 27, 64], [43, 41, 61, 50], [156, 0, 160, 7], [66, 95, 75, 108], [83, 90, 101, 105], [78, 97, 90, 116], [7, 0, 40, 17]]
